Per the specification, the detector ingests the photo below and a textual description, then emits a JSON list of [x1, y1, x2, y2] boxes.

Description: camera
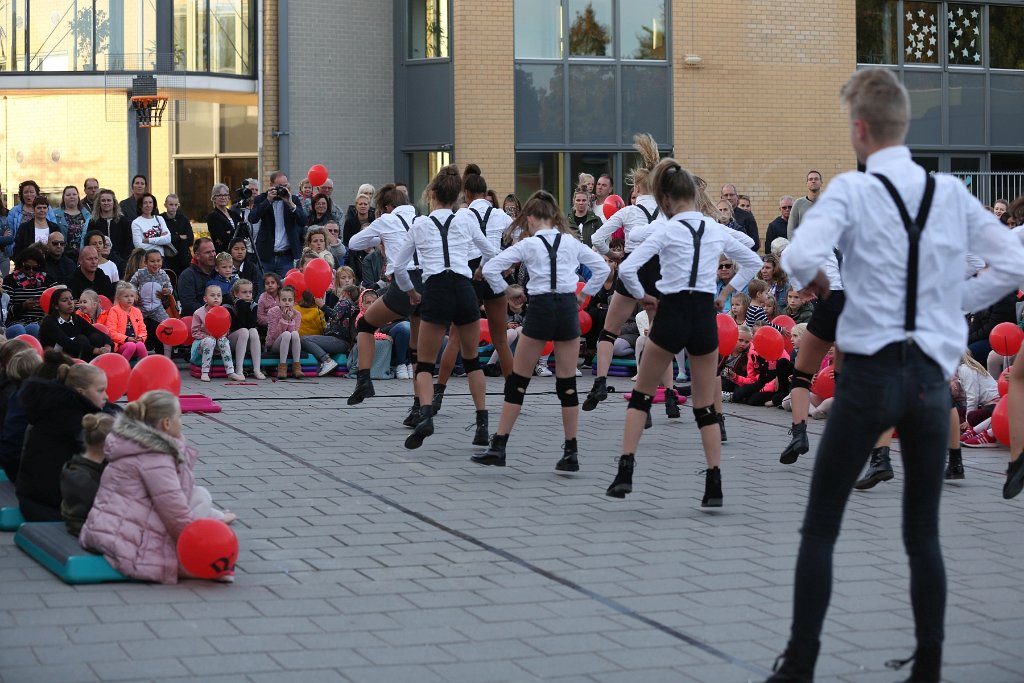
[[235, 179, 253, 202], [272, 185, 290, 200]]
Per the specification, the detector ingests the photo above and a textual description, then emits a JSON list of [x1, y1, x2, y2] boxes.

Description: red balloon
[[603, 194, 625, 219], [180, 316, 195, 346], [204, 305, 231, 339], [90, 352, 131, 402], [752, 325, 785, 361], [304, 258, 333, 298], [93, 323, 110, 336], [990, 322, 1024, 356], [716, 313, 739, 356], [772, 315, 796, 332], [98, 295, 113, 312], [307, 164, 329, 188], [479, 319, 492, 345], [283, 271, 307, 298], [542, 341, 555, 357], [998, 368, 1011, 397], [575, 281, 591, 310], [73, 358, 86, 365], [812, 366, 836, 399], [40, 286, 63, 314], [126, 354, 181, 401], [156, 318, 189, 346], [15, 334, 43, 357], [992, 395, 1010, 445], [579, 310, 593, 335], [177, 519, 239, 580]]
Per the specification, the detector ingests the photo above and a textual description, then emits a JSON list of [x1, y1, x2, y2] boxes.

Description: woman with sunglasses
[[2, 246, 55, 338]]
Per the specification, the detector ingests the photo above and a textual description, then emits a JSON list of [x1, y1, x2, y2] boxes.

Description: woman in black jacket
[[306, 193, 333, 228], [206, 183, 244, 255], [86, 190, 133, 260], [38, 286, 113, 360], [968, 290, 1017, 362], [160, 194, 194, 276]]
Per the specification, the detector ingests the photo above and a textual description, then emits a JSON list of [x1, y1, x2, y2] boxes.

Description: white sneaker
[[575, 367, 582, 377], [534, 362, 553, 377], [318, 358, 339, 377], [395, 364, 410, 380], [227, 373, 245, 381], [253, 370, 267, 380]]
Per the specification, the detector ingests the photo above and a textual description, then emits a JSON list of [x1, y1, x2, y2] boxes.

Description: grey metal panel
[[399, 61, 454, 148]]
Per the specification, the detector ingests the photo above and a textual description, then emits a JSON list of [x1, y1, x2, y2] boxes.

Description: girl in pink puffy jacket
[[79, 390, 235, 584]]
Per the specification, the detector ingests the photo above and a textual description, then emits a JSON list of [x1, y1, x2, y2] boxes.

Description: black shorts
[[419, 271, 481, 327], [522, 293, 581, 342], [468, 257, 505, 302], [613, 252, 661, 298], [381, 270, 424, 318], [648, 291, 719, 356], [806, 290, 846, 343]]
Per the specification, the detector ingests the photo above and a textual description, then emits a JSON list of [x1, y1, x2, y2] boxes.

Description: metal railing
[[946, 171, 1024, 207]]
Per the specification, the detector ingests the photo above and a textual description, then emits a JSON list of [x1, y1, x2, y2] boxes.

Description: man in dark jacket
[[721, 183, 760, 251], [66, 247, 115, 300], [567, 189, 603, 246], [43, 232, 77, 283], [765, 196, 794, 254], [249, 171, 307, 278], [177, 237, 216, 316]]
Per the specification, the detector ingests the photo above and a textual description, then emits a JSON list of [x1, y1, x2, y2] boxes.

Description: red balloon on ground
[[812, 366, 836, 399], [772, 314, 796, 332], [603, 194, 626, 219], [307, 164, 329, 188], [479, 319, 491, 345], [91, 353, 131, 402], [998, 368, 1011, 397], [752, 325, 785, 361], [126, 355, 181, 401], [304, 258, 332, 297], [716, 314, 739, 356], [575, 281, 591, 310], [990, 322, 1024, 356], [180, 316, 195, 347], [992, 395, 1010, 445], [156, 318, 189, 346], [177, 519, 239, 580], [204, 306, 231, 339], [579, 310, 593, 335]]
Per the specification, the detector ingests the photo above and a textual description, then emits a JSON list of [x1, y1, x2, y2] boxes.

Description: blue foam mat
[[15, 522, 130, 584], [0, 480, 24, 531]]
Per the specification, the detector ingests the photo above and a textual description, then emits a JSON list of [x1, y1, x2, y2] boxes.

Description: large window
[[175, 0, 254, 74], [408, 0, 449, 59]]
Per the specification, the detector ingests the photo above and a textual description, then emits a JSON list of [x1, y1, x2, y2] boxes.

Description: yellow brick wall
[[452, 3, 515, 196], [261, 0, 279, 179], [670, 0, 856, 218]]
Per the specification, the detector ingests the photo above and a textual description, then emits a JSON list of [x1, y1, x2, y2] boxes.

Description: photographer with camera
[[249, 171, 306, 278]]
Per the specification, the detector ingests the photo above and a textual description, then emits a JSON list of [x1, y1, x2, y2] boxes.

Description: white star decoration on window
[[946, 4, 982, 65], [906, 5, 939, 62]]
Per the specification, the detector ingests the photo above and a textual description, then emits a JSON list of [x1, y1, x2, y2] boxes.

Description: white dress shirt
[[787, 249, 843, 292], [591, 195, 660, 254], [781, 145, 1024, 376], [482, 228, 611, 297], [631, 215, 756, 250], [619, 211, 762, 299], [461, 199, 513, 259], [392, 208, 497, 292], [348, 204, 419, 277]]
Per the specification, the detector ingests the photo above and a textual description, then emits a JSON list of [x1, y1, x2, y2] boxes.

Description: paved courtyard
[[1, 373, 1022, 683]]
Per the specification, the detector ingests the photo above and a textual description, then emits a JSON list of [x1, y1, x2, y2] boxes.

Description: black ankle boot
[[886, 645, 941, 682], [719, 413, 728, 443], [346, 369, 375, 405], [431, 383, 446, 413], [944, 448, 965, 480], [582, 376, 608, 411], [404, 406, 434, 450], [606, 454, 634, 498], [1005, 452, 1024, 499], [402, 398, 421, 428], [780, 421, 809, 464], [854, 446, 894, 490], [555, 438, 579, 472], [471, 433, 507, 466], [701, 467, 723, 507], [472, 410, 489, 446], [664, 388, 681, 418], [764, 640, 820, 682]]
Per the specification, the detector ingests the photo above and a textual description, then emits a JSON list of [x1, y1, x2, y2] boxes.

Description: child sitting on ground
[[730, 292, 751, 327], [129, 249, 174, 356], [958, 350, 1002, 447], [784, 289, 815, 324], [80, 390, 236, 584], [76, 289, 102, 325], [266, 285, 303, 379], [191, 284, 243, 382], [228, 279, 264, 380], [745, 279, 771, 327], [105, 282, 148, 361], [60, 413, 114, 536]]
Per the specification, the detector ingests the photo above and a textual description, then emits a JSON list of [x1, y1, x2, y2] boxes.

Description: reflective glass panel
[[515, 63, 565, 144], [620, 0, 665, 60], [904, 70, 942, 144], [990, 5, 1024, 70], [856, 0, 898, 64], [567, 0, 612, 57], [947, 4, 982, 66], [408, 0, 449, 59], [948, 73, 984, 145], [515, 0, 562, 58], [568, 64, 616, 143], [903, 1, 940, 65], [621, 65, 668, 143]]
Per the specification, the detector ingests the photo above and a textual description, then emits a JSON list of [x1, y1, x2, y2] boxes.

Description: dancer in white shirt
[[472, 191, 610, 470]]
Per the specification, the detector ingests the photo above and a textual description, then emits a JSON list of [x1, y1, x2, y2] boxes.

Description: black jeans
[[790, 342, 948, 650]]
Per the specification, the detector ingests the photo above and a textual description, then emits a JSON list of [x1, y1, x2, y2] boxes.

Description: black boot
[[471, 433, 507, 466], [582, 376, 608, 411], [431, 383, 446, 413], [402, 398, 421, 428], [664, 388, 681, 418], [1004, 452, 1024, 499], [719, 413, 728, 443], [404, 406, 435, 450], [944, 448, 965, 480], [346, 369, 375, 405], [764, 640, 820, 682], [780, 421, 809, 464], [701, 467, 723, 507], [606, 454, 634, 498], [472, 410, 489, 446], [854, 446, 894, 490], [885, 646, 941, 682], [555, 438, 579, 472]]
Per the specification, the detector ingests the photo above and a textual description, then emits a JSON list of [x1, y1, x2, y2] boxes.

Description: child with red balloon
[[607, 159, 762, 506], [191, 284, 243, 382], [953, 351, 1001, 473], [731, 325, 793, 407], [38, 286, 113, 360], [128, 249, 174, 357], [80, 390, 237, 584], [105, 282, 149, 362], [227, 279, 265, 380], [472, 190, 610, 470]]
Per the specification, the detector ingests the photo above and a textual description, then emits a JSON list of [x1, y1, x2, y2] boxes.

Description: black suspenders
[[537, 233, 563, 290], [872, 172, 936, 334], [677, 219, 706, 288], [469, 207, 493, 235], [396, 214, 419, 267], [638, 205, 660, 224], [429, 215, 456, 269]]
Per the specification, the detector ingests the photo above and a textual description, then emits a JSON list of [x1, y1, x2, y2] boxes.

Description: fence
[[946, 171, 1024, 207]]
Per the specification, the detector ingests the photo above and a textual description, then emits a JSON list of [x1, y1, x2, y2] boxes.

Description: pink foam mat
[[178, 394, 222, 413]]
